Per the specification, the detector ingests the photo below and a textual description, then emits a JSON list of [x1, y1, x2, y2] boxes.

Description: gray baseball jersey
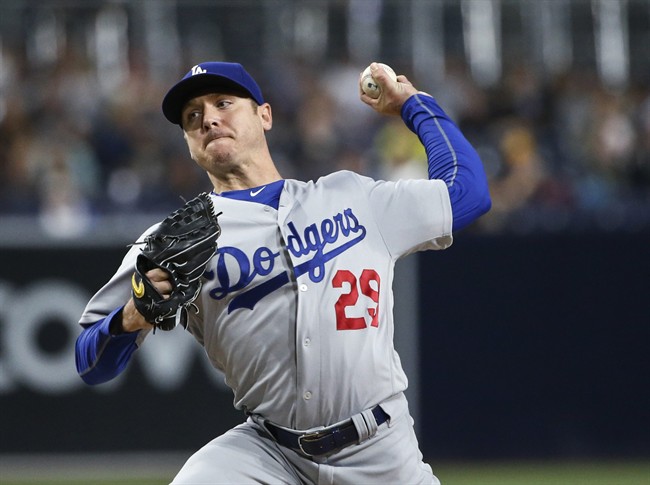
[[80, 170, 452, 431]]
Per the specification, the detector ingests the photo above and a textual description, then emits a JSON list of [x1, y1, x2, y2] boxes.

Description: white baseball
[[361, 63, 397, 98]]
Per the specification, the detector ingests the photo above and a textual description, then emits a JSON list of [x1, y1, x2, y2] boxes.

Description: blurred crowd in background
[[1, 0, 649, 239]]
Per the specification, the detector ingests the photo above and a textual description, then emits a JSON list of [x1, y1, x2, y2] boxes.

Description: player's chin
[[205, 140, 237, 158], [196, 151, 235, 173]]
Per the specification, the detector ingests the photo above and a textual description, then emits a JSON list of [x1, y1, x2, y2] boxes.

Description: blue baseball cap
[[162, 61, 265, 125]]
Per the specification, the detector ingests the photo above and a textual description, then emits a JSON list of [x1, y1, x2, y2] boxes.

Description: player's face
[[181, 92, 272, 176]]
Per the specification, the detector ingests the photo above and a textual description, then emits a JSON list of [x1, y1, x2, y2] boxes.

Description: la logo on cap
[[191, 65, 207, 76]]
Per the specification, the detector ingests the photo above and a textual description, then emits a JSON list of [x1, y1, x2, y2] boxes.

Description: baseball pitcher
[[75, 61, 491, 484]]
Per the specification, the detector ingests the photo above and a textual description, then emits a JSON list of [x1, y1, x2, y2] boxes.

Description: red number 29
[[332, 269, 380, 330]]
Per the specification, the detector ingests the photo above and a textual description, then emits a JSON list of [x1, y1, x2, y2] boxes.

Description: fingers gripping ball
[[361, 63, 397, 99], [131, 192, 222, 331]]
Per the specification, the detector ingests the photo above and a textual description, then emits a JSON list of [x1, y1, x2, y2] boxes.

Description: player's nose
[[202, 106, 222, 130]]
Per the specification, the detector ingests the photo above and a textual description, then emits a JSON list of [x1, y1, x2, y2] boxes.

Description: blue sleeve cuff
[[75, 307, 140, 385], [401, 93, 450, 132]]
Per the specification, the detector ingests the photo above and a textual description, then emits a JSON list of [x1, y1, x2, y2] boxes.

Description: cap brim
[[162, 74, 253, 125]]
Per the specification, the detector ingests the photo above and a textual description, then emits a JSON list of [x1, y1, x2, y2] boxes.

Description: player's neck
[[208, 165, 283, 194]]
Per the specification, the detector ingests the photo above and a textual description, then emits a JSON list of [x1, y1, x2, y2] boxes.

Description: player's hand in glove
[[130, 192, 221, 332], [119, 270, 172, 334]]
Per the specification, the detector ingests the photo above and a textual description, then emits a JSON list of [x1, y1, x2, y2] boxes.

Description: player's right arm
[[360, 63, 491, 231]]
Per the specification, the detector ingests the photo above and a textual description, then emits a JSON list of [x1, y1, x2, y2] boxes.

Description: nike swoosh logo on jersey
[[250, 186, 266, 197]]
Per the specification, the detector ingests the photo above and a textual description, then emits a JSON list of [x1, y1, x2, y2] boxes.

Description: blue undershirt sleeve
[[401, 94, 491, 231], [75, 307, 140, 385]]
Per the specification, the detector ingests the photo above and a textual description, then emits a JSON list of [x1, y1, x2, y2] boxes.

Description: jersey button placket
[[293, 273, 319, 425], [300, 330, 313, 405]]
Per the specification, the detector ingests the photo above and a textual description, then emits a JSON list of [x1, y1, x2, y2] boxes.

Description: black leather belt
[[264, 406, 389, 457]]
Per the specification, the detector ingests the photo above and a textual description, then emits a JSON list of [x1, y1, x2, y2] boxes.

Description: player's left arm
[[75, 307, 141, 385], [75, 232, 160, 385]]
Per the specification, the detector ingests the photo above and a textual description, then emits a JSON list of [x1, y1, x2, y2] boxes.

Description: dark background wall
[[419, 232, 650, 460], [0, 246, 243, 453], [1, 233, 648, 459]]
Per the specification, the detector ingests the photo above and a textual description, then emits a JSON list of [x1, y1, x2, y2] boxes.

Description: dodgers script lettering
[[205, 208, 367, 312]]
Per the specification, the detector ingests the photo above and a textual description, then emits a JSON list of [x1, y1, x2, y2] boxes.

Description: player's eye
[[216, 99, 232, 109], [184, 110, 201, 124]]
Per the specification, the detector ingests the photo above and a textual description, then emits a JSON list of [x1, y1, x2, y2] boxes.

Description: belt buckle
[[297, 428, 330, 457]]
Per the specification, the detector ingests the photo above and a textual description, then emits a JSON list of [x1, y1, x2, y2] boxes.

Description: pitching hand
[[359, 62, 428, 116]]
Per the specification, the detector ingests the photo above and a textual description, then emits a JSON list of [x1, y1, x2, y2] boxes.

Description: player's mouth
[[204, 132, 233, 148]]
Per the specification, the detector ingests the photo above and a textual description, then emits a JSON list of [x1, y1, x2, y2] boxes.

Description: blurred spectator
[[38, 152, 93, 238], [635, 93, 650, 187], [476, 120, 548, 232], [374, 119, 427, 181], [293, 89, 340, 181], [0, 2, 648, 237]]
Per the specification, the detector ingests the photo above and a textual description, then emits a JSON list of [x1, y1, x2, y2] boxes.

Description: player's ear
[[258, 102, 273, 131]]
